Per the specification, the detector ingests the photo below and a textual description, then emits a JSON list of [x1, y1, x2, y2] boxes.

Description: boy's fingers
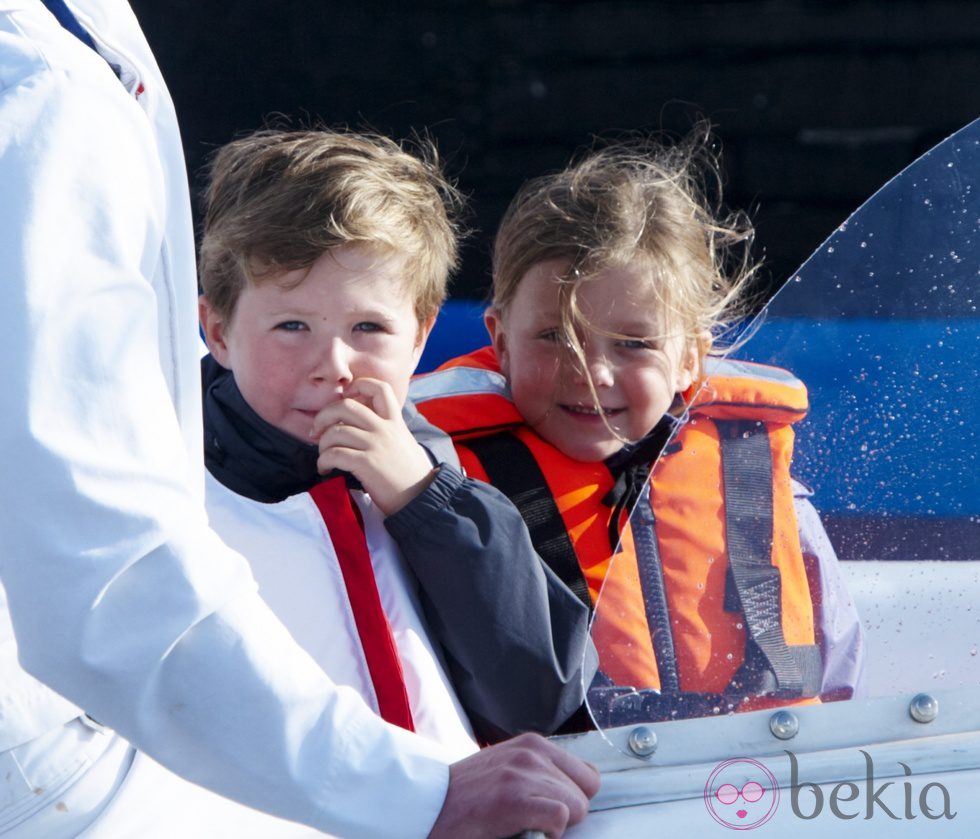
[[309, 379, 398, 438], [318, 423, 371, 454], [311, 398, 377, 438], [316, 443, 364, 475], [344, 377, 400, 421]]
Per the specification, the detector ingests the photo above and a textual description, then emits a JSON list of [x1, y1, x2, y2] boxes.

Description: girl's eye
[[618, 338, 656, 350], [539, 329, 571, 346], [275, 320, 307, 332]]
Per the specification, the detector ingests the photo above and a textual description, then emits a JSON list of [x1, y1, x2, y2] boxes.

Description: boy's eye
[[353, 321, 385, 334], [275, 320, 307, 332]]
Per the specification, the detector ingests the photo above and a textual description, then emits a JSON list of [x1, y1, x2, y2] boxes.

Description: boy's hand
[[312, 378, 436, 516]]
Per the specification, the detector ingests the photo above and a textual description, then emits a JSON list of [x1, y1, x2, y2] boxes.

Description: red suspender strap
[[309, 477, 415, 732]]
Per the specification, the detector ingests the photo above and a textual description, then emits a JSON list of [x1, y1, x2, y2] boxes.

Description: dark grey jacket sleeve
[[386, 404, 597, 742]]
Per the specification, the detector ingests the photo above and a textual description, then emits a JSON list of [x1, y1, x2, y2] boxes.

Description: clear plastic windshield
[[586, 119, 980, 742]]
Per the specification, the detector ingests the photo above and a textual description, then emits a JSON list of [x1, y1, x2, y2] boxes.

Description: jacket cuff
[[384, 463, 465, 540]]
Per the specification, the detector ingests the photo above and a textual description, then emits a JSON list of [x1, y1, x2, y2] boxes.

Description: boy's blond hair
[[199, 128, 463, 328], [492, 129, 758, 369]]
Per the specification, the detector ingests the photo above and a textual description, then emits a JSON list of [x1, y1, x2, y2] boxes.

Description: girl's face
[[486, 258, 700, 462]]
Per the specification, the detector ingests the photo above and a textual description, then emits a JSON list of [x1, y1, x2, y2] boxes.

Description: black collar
[[602, 414, 683, 549], [202, 355, 325, 503], [604, 413, 681, 477]]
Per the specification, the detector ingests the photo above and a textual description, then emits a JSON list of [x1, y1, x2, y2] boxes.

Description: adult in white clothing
[[0, 1, 598, 836]]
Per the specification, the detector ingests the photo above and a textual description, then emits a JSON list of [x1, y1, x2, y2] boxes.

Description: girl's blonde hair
[[199, 128, 464, 329], [492, 128, 759, 375]]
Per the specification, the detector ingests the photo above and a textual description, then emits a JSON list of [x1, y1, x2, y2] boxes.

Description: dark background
[[131, 0, 980, 302]]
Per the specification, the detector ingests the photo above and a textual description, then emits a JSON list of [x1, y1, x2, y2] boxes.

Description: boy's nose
[[311, 340, 353, 385]]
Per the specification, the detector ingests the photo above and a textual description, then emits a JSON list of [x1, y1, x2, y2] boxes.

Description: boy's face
[[486, 258, 700, 462], [201, 245, 431, 442]]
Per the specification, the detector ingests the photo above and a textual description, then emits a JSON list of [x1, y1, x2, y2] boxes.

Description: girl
[[412, 131, 864, 724]]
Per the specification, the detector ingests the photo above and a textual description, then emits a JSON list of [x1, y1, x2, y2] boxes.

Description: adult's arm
[[0, 12, 447, 835], [388, 408, 595, 741]]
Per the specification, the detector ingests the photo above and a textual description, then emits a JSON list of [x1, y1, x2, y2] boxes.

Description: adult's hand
[[429, 733, 600, 839]]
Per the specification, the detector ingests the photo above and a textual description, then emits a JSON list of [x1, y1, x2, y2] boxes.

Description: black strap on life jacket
[[464, 434, 593, 611], [718, 420, 823, 699], [629, 481, 680, 692]]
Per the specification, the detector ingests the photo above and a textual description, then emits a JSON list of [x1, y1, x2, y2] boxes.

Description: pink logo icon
[[704, 758, 779, 830]]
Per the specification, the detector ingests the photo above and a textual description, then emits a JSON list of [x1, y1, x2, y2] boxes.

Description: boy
[[197, 128, 594, 749]]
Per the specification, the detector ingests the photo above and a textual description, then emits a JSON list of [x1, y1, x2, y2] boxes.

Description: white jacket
[[205, 473, 478, 758], [0, 2, 451, 835]]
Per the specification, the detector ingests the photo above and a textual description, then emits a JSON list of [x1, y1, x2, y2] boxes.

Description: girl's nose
[[571, 345, 614, 388], [587, 358, 614, 388]]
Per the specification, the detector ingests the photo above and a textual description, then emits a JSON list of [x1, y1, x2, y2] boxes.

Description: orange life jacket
[[411, 347, 822, 714]]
